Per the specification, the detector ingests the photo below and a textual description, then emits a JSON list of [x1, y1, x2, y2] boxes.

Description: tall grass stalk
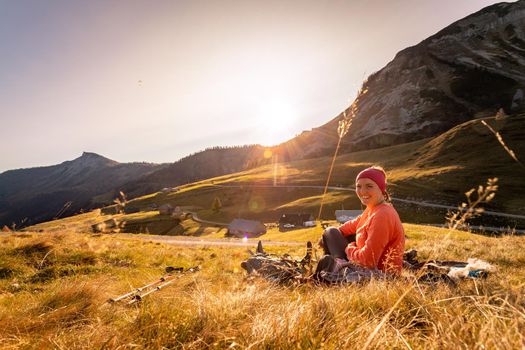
[[317, 88, 367, 221], [481, 118, 525, 170]]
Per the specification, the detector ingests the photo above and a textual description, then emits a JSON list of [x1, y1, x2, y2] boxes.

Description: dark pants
[[321, 227, 356, 260]]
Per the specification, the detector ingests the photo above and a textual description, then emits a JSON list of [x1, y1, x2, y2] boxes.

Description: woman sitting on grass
[[318, 166, 405, 276]]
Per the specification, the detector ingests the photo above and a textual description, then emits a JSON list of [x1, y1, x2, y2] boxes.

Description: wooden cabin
[[228, 219, 266, 238]]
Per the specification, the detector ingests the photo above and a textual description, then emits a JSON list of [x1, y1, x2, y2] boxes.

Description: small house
[[335, 210, 362, 224], [228, 219, 266, 238], [279, 213, 313, 228]]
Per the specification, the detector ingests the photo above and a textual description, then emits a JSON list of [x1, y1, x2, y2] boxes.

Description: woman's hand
[[345, 242, 357, 260]]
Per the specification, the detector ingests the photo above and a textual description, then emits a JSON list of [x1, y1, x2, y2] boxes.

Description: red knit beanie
[[356, 168, 387, 193]]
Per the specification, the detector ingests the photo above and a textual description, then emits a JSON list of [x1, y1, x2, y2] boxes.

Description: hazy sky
[[0, 0, 508, 172]]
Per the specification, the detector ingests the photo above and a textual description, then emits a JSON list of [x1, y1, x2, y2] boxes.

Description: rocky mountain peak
[[79, 151, 113, 160], [342, 0, 525, 151], [66, 152, 118, 169], [283, 0, 525, 159], [425, 1, 525, 44]]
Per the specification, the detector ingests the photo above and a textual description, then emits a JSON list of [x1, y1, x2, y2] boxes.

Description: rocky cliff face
[[285, 1, 525, 157]]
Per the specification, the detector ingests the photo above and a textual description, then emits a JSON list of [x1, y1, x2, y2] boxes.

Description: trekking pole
[[128, 266, 200, 305], [108, 276, 170, 303], [127, 274, 180, 305], [128, 275, 179, 305], [108, 266, 186, 304]]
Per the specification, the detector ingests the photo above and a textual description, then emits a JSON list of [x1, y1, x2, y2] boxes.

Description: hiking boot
[[314, 255, 335, 281]]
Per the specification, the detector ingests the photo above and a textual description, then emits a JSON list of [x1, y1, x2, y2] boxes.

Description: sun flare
[[256, 100, 296, 146]]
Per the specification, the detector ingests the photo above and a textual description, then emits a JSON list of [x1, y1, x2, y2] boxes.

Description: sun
[[256, 100, 297, 146]]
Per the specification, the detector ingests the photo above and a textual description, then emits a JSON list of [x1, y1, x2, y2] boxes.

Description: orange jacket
[[339, 203, 405, 274]]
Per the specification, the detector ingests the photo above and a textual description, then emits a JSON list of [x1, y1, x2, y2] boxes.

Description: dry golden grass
[[0, 227, 524, 349]]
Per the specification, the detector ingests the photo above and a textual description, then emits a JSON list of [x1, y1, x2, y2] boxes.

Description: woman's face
[[356, 178, 384, 208]]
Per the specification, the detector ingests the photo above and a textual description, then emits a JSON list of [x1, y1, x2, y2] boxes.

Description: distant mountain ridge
[[283, 0, 525, 158], [0, 152, 117, 197], [0, 152, 164, 227], [118, 145, 270, 199], [0, 146, 272, 227]]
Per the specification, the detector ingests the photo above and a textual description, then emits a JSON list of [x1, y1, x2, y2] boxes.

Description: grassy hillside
[[24, 113, 525, 235], [115, 113, 525, 231], [0, 226, 524, 349]]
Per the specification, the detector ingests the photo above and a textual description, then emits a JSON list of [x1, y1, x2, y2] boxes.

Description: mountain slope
[[0, 152, 163, 227], [284, 0, 525, 159], [102, 112, 525, 231], [118, 145, 271, 199]]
